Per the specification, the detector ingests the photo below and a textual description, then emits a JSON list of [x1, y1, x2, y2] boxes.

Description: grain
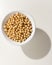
[[3, 12, 32, 43]]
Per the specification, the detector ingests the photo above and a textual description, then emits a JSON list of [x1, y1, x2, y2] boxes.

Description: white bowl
[[2, 11, 36, 46]]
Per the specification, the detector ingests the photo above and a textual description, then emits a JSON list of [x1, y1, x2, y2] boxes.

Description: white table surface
[[0, 0, 52, 65]]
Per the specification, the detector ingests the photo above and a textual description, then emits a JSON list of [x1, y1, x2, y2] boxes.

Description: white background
[[0, 0, 52, 65]]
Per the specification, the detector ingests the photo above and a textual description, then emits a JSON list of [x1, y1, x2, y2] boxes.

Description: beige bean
[[3, 12, 32, 43]]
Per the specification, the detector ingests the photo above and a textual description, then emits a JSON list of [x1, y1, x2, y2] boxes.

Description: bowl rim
[[2, 10, 36, 46]]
